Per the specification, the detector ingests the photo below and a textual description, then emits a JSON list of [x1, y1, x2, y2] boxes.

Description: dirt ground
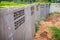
[[34, 13, 60, 40]]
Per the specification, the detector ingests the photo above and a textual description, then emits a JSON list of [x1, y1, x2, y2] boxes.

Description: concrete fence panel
[[0, 3, 50, 40], [24, 4, 35, 40], [39, 3, 50, 17], [50, 3, 60, 13], [0, 8, 15, 40]]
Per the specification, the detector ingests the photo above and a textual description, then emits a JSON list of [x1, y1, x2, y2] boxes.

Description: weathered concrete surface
[[50, 3, 60, 12]]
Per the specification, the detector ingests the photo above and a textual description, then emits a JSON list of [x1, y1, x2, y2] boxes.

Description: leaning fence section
[[0, 3, 50, 40]]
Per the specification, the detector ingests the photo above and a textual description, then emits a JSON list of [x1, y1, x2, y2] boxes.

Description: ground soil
[[34, 13, 60, 40]]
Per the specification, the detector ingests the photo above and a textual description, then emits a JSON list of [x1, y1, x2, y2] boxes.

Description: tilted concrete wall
[[50, 3, 60, 13], [0, 3, 50, 40], [39, 3, 50, 17]]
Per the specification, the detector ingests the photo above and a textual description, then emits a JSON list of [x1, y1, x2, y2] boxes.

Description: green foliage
[[52, 12, 60, 14], [37, 16, 44, 22], [0, 0, 51, 7], [35, 23, 39, 32], [39, 0, 49, 3], [51, 0, 60, 3], [48, 12, 60, 16], [35, 16, 44, 32], [48, 26, 60, 40], [32, 2, 39, 4], [0, 1, 17, 6], [0, 1, 27, 8], [0, 0, 37, 3]]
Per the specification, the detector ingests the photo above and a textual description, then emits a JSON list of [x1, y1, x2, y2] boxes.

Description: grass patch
[[0, 1, 27, 8], [48, 26, 60, 40], [49, 12, 60, 15]]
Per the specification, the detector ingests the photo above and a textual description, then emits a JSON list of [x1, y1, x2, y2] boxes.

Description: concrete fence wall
[[39, 3, 50, 17], [50, 3, 60, 13], [0, 3, 50, 40]]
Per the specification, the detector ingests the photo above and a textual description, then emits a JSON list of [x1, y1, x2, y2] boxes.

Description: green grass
[[32, 2, 40, 4], [48, 26, 60, 40], [51, 12, 60, 14], [0, 1, 51, 8], [48, 12, 60, 16], [0, 1, 28, 8]]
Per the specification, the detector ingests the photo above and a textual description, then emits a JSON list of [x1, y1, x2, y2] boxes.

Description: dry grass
[[34, 13, 60, 40]]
